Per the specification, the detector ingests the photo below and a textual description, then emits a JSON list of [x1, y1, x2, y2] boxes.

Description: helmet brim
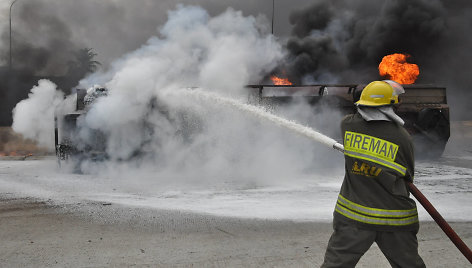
[[355, 100, 392, 107]]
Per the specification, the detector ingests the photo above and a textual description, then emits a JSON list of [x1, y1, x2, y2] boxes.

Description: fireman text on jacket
[[344, 131, 398, 161], [344, 131, 406, 176]]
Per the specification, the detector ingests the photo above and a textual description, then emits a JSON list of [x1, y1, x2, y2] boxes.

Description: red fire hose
[[407, 182, 472, 264]]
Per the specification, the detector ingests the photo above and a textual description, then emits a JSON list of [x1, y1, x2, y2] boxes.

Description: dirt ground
[[0, 127, 49, 157], [0, 197, 470, 268]]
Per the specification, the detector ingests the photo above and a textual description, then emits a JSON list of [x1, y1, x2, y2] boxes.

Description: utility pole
[[271, 0, 275, 35], [9, 0, 19, 72]]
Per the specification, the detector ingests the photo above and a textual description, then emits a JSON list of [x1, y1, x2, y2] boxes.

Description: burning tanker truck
[[55, 85, 109, 164], [55, 85, 202, 166], [55, 83, 449, 164], [246, 83, 449, 159], [55, 54, 449, 164], [249, 53, 449, 158]]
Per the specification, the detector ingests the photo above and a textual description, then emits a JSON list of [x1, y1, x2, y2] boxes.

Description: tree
[[69, 48, 101, 76], [62, 48, 101, 92]]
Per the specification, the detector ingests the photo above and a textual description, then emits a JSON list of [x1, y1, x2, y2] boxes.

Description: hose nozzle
[[333, 142, 344, 153]]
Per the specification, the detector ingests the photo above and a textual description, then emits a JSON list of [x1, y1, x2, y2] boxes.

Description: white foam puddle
[[1, 158, 471, 221]]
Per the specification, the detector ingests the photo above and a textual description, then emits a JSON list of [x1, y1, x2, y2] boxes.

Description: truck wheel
[[413, 134, 447, 159], [413, 108, 450, 159]]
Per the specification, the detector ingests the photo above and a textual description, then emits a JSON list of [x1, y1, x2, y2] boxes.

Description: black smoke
[[278, 0, 472, 119], [6, 1, 83, 75], [280, 0, 447, 83], [0, 0, 315, 126], [0, 0, 204, 126], [0, 2, 98, 125], [1, 0, 471, 124]]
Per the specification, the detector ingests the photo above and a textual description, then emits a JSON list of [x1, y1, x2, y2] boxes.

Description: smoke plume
[[0, 1, 97, 125], [278, 0, 472, 119], [2, 0, 472, 125], [12, 5, 344, 189], [11, 79, 64, 148], [1, 0, 302, 125]]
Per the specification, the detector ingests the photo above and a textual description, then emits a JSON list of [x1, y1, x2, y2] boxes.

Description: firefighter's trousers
[[321, 221, 426, 268]]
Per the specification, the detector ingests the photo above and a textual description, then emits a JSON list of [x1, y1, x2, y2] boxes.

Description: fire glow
[[379, 53, 419, 84], [271, 75, 292, 85]]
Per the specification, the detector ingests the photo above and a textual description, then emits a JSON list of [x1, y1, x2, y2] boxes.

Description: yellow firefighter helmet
[[356, 81, 397, 106]]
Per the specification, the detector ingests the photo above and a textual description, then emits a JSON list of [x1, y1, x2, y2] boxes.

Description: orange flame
[[379, 53, 419, 84], [271, 75, 293, 85]]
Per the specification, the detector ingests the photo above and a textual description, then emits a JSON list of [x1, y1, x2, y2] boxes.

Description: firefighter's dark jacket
[[334, 112, 419, 231]]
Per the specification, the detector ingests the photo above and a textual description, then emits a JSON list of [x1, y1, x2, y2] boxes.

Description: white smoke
[[11, 79, 65, 148], [83, 5, 282, 91], [78, 5, 284, 163], [12, 5, 344, 189]]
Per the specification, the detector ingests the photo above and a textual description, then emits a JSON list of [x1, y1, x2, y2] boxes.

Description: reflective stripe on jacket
[[335, 194, 418, 226]]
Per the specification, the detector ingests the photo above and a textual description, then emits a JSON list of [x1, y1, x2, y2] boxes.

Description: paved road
[[0, 197, 470, 267]]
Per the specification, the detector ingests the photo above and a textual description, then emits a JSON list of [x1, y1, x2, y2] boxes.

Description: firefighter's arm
[[403, 134, 415, 183], [378, 133, 414, 196]]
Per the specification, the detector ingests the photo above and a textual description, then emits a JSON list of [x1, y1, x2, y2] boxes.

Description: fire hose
[[332, 142, 472, 264]]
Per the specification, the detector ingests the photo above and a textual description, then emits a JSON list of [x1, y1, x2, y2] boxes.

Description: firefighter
[[321, 81, 426, 268]]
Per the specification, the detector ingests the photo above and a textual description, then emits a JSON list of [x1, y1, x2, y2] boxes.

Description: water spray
[[175, 88, 344, 152], [175, 88, 471, 264]]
